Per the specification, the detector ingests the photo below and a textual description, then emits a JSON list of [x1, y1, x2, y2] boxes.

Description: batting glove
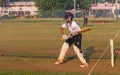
[[62, 34, 68, 40]]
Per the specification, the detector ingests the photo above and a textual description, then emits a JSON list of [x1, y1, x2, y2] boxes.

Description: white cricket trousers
[[57, 42, 88, 65]]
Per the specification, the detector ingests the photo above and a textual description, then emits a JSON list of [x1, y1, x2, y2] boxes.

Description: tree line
[[1, 0, 114, 17], [35, 0, 91, 17]]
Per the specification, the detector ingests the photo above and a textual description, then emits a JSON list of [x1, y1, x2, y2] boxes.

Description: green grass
[[0, 18, 120, 75], [0, 71, 87, 75], [0, 71, 119, 75]]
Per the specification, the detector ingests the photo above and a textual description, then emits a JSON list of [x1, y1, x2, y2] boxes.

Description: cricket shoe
[[55, 60, 62, 65], [80, 64, 89, 68]]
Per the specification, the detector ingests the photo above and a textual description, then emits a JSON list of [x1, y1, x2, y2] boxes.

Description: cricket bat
[[61, 27, 91, 40], [78, 27, 91, 33]]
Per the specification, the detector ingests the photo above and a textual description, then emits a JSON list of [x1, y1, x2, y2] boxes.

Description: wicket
[[110, 39, 114, 67]]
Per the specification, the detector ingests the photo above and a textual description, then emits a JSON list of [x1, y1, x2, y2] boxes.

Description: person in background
[[83, 13, 88, 26]]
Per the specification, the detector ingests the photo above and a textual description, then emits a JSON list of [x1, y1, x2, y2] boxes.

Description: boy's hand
[[62, 34, 68, 40]]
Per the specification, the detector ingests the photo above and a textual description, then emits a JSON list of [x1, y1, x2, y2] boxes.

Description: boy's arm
[[60, 26, 68, 40]]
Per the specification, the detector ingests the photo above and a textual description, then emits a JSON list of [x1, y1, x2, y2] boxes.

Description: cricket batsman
[[55, 12, 89, 68]]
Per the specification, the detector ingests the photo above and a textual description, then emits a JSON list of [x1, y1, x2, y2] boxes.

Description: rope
[[87, 29, 120, 75]]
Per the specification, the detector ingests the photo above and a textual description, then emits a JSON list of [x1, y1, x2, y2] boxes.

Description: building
[[0, 0, 38, 17], [90, 0, 120, 18]]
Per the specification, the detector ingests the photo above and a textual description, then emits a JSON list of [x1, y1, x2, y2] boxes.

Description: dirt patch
[[0, 55, 120, 74]]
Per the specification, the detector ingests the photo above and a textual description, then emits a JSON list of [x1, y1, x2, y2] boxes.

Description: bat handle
[[60, 35, 71, 41], [61, 38, 64, 41]]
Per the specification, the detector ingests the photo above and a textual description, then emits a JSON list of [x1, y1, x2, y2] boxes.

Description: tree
[[0, 0, 2, 4], [34, 0, 91, 17], [57, 0, 73, 10], [77, 0, 90, 11], [35, 0, 59, 17], [76, 0, 90, 17]]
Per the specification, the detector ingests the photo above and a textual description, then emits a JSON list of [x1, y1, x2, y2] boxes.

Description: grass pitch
[[0, 18, 120, 75]]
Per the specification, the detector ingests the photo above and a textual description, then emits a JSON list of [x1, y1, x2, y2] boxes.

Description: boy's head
[[64, 12, 74, 23]]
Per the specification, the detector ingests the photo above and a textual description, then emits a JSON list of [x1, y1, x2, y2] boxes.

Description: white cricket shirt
[[62, 21, 81, 35]]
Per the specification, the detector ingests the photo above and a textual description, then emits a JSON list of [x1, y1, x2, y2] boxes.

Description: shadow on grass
[[64, 55, 77, 63], [83, 46, 95, 63], [63, 46, 95, 64]]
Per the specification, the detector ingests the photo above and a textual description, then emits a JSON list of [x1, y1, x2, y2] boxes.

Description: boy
[[55, 12, 89, 68]]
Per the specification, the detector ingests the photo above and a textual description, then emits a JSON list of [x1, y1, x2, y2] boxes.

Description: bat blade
[[79, 27, 91, 33]]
